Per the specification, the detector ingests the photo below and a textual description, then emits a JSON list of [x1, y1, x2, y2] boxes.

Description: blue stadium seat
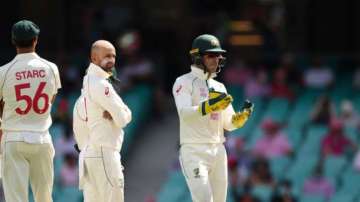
[[251, 184, 273, 202], [330, 192, 354, 202], [300, 194, 326, 202], [270, 156, 291, 180], [284, 127, 303, 150], [285, 155, 318, 190], [338, 166, 360, 193], [55, 186, 82, 202], [262, 98, 290, 123], [324, 155, 347, 179]]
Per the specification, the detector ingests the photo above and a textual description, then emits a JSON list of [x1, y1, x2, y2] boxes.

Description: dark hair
[[13, 37, 36, 48]]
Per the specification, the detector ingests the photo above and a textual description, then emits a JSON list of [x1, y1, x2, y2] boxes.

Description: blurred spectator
[[55, 124, 77, 157], [278, 53, 302, 88], [271, 180, 298, 202], [339, 100, 360, 129], [223, 58, 252, 86], [303, 164, 334, 201], [253, 119, 292, 159], [248, 157, 274, 187], [321, 119, 356, 156], [227, 137, 253, 186], [233, 182, 260, 202], [117, 31, 166, 118], [59, 153, 78, 187], [303, 57, 334, 89], [353, 67, 360, 90], [118, 31, 155, 90], [310, 95, 336, 125], [53, 98, 70, 124], [244, 68, 270, 99], [270, 67, 295, 101]]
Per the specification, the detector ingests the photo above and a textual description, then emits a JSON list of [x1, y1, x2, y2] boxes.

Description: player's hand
[[241, 99, 254, 116], [232, 99, 254, 128], [103, 111, 113, 120], [199, 91, 233, 116]]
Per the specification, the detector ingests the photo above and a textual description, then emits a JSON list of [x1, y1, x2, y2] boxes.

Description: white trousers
[[179, 144, 228, 202], [2, 141, 54, 202], [82, 147, 124, 202]]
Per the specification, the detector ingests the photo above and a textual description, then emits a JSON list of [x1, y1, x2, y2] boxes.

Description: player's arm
[[0, 99, 3, 145], [173, 79, 232, 122], [172, 79, 199, 121], [92, 81, 131, 128]]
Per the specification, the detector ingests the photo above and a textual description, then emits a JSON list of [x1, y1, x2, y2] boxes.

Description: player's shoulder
[[37, 57, 58, 70], [209, 78, 226, 89], [174, 72, 194, 86], [0, 59, 17, 73], [88, 75, 111, 90]]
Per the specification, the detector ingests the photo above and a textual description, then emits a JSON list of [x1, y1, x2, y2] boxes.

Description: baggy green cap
[[12, 20, 40, 41]]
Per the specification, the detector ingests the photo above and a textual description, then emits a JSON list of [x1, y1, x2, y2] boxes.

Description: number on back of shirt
[[14, 82, 49, 115]]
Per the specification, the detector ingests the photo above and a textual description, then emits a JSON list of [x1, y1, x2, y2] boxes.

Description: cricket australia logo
[[211, 39, 220, 46], [193, 168, 200, 178]]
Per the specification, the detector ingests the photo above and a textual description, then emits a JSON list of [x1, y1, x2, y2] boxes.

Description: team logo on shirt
[[210, 113, 220, 120], [105, 87, 110, 96], [200, 88, 207, 97], [193, 168, 200, 178]]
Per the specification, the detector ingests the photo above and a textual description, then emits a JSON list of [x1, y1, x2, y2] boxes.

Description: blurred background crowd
[[2, 0, 360, 202]]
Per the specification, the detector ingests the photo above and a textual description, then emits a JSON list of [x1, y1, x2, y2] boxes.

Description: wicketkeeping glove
[[232, 100, 254, 128], [199, 90, 233, 116]]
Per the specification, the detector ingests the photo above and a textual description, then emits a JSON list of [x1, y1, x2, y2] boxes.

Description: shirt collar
[[190, 65, 217, 80], [87, 63, 111, 79], [14, 52, 40, 60]]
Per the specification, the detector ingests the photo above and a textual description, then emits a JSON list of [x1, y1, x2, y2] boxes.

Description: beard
[[100, 58, 115, 72]]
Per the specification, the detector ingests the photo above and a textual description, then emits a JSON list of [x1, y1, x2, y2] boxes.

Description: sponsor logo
[[211, 39, 220, 46], [210, 113, 220, 120], [105, 87, 110, 96], [193, 168, 200, 178], [176, 85, 182, 94]]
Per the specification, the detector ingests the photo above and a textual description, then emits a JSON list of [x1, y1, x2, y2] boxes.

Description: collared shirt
[[0, 53, 61, 141], [81, 63, 131, 151], [172, 66, 236, 144]]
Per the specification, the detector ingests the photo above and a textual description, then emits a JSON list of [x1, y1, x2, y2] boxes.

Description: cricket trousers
[[82, 146, 124, 202], [2, 140, 54, 202], [179, 143, 228, 202]]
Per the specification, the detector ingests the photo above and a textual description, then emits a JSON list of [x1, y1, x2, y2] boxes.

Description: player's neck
[[16, 47, 36, 54]]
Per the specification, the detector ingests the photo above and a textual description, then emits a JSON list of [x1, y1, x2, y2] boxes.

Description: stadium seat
[[330, 192, 354, 202], [298, 125, 328, 155], [55, 186, 82, 202], [338, 166, 360, 193], [262, 98, 290, 123], [324, 155, 347, 179], [300, 194, 326, 202], [285, 155, 318, 190], [284, 127, 303, 150], [251, 184, 273, 202], [270, 156, 291, 180], [157, 171, 188, 202]]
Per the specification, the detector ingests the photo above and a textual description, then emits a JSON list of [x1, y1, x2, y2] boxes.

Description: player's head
[[90, 40, 116, 73], [189, 34, 226, 74], [11, 20, 40, 50]]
